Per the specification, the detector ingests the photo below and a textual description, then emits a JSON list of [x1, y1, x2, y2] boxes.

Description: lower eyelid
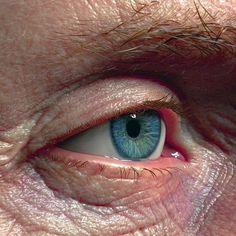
[[33, 126, 191, 207], [33, 149, 187, 207], [45, 146, 187, 174]]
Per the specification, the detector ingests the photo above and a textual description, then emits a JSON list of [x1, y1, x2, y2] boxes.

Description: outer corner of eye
[[56, 109, 186, 165]]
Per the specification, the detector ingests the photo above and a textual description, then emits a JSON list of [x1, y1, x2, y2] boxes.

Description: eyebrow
[[53, 0, 236, 64]]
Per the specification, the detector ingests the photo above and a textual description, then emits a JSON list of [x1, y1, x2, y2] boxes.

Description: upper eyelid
[[25, 78, 181, 158]]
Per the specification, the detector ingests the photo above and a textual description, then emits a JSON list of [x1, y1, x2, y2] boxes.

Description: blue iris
[[110, 110, 161, 161]]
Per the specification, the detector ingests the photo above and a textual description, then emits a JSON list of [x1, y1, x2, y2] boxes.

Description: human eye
[[59, 109, 168, 161], [50, 95, 185, 167], [54, 91, 186, 165]]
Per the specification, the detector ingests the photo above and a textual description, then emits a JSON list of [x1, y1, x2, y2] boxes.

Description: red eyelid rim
[[46, 147, 185, 170]]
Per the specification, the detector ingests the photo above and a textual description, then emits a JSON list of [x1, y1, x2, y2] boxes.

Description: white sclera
[[59, 118, 166, 161]]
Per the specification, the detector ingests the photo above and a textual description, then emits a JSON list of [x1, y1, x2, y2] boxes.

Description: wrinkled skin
[[0, 1, 235, 235]]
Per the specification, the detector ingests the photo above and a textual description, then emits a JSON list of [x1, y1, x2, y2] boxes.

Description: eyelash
[[42, 150, 183, 181], [51, 94, 185, 146]]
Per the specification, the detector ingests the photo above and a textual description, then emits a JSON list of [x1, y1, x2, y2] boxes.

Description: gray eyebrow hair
[[52, 1, 236, 65]]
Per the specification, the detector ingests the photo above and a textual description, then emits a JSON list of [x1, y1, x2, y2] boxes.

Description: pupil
[[126, 119, 141, 138]]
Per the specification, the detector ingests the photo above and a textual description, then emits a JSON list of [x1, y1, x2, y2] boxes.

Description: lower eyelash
[[41, 149, 182, 181]]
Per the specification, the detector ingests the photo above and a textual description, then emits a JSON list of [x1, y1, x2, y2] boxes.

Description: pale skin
[[0, 0, 235, 235]]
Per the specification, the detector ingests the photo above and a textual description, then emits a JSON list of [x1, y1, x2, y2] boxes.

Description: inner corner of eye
[[56, 109, 185, 163]]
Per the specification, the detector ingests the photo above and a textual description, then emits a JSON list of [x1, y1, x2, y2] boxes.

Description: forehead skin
[[0, 0, 235, 130]]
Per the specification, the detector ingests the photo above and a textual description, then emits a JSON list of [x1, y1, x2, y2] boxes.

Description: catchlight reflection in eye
[[59, 110, 166, 161]]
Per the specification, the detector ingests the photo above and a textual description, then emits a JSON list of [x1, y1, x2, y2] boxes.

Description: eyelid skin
[[33, 148, 188, 207]]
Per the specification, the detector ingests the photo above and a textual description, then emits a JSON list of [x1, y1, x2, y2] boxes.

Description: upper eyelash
[[141, 95, 185, 117], [98, 94, 183, 124], [107, 94, 188, 123]]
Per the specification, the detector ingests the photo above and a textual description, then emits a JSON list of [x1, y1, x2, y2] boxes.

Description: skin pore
[[0, 0, 235, 235]]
